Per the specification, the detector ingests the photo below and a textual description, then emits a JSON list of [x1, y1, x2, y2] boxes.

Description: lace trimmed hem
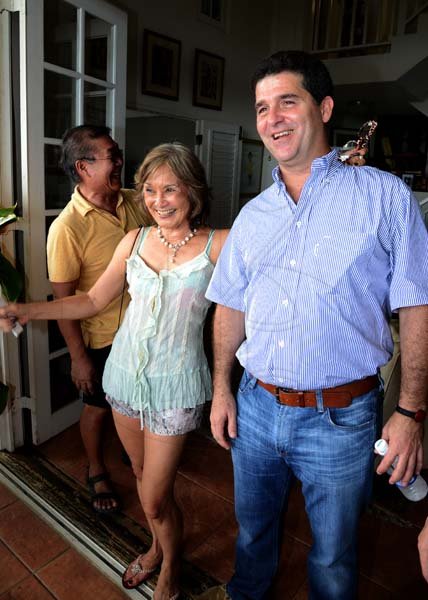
[[107, 395, 204, 435]]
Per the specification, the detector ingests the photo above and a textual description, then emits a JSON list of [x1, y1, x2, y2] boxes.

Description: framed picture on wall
[[402, 173, 415, 188], [240, 139, 264, 197], [193, 49, 225, 110], [142, 29, 181, 100]]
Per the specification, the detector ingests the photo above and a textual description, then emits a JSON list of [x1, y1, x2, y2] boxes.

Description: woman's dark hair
[[134, 143, 211, 227], [60, 124, 112, 183], [251, 50, 334, 105]]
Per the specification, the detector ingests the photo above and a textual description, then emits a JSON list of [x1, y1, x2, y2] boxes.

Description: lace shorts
[[106, 395, 204, 436]]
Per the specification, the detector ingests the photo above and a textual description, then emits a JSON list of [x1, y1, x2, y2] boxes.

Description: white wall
[[117, 0, 311, 140], [124, 114, 195, 186]]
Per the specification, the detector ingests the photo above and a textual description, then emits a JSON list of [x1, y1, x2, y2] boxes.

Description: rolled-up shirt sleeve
[[206, 218, 248, 312], [389, 182, 428, 311], [47, 220, 82, 283]]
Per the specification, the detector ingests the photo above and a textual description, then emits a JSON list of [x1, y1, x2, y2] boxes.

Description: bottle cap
[[374, 439, 389, 456]]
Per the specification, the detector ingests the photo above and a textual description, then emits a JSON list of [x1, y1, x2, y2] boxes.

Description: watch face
[[415, 409, 427, 423]]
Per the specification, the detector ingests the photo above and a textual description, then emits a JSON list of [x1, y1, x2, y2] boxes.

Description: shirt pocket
[[305, 231, 375, 291]]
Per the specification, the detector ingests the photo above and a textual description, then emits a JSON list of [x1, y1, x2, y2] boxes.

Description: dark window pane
[[84, 82, 107, 126], [44, 0, 77, 69], [44, 71, 75, 139], [46, 294, 67, 354], [201, 0, 210, 16], [212, 0, 222, 21], [85, 13, 110, 80], [50, 353, 79, 413], [45, 144, 72, 209]]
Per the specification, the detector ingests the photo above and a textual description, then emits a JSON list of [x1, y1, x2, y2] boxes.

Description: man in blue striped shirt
[[206, 51, 428, 599]]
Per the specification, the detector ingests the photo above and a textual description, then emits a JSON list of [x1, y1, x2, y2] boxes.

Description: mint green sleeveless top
[[102, 227, 214, 417]]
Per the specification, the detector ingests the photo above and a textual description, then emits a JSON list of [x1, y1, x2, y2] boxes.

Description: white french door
[[0, 0, 127, 448], [196, 119, 241, 228]]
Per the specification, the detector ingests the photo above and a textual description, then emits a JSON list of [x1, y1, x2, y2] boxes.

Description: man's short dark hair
[[61, 124, 112, 183], [251, 50, 334, 105]]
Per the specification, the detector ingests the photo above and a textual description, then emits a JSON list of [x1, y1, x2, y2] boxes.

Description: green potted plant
[[0, 205, 23, 414]]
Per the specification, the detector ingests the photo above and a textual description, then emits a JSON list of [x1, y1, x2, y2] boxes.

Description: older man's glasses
[[80, 148, 123, 163]]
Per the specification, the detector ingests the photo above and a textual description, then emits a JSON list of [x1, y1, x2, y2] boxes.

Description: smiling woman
[[0, 142, 229, 598]]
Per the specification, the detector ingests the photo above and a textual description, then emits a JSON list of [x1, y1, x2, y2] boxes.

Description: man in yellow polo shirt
[[47, 125, 150, 513]]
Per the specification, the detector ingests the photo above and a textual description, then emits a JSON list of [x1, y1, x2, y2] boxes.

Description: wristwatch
[[395, 404, 427, 423]]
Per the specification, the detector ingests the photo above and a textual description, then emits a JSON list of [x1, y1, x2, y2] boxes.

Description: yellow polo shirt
[[47, 187, 148, 349]]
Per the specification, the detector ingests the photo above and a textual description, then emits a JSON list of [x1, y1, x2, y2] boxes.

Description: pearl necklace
[[156, 225, 197, 263]]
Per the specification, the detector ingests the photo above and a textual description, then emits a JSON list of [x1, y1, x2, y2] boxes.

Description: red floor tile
[[179, 433, 234, 502], [357, 574, 396, 599], [282, 481, 312, 545], [290, 580, 308, 600], [287, 573, 397, 599], [0, 482, 17, 510], [186, 515, 238, 582], [0, 500, 69, 570], [37, 547, 129, 599], [0, 541, 30, 595], [38, 423, 87, 485], [0, 575, 55, 599], [270, 534, 310, 599], [175, 473, 235, 554], [358, 510, 427, 597]]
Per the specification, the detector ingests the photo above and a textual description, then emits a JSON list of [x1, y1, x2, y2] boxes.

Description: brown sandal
[[87, 472, 120, 514]]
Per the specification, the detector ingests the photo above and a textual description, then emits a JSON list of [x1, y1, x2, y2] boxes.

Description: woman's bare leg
[[112, 411, 162, 572], [140, 428, 187, 598], [113, 410, 186, 596]]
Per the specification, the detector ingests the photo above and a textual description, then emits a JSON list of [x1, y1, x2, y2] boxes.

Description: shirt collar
[[272, 148, 342, 190], [72, 186, 124, 216]]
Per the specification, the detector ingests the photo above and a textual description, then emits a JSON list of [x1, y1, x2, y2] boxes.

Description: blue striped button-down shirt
[[206, 149, 428, 388]]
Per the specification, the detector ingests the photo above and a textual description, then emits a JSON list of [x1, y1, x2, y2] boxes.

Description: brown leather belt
[[257, 375, 378, 408]]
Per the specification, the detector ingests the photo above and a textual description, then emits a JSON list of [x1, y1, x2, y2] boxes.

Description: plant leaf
[[0, 382, 8, 415], [0, 204, 17, 217], [0, 204, 18, 229], [0, 214, 17, 228], [0, 252, 23, 301]]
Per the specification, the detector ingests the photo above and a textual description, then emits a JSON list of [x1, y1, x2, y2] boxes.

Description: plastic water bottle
[[0, 298, 23, 337], [374, 438, 428, 501]]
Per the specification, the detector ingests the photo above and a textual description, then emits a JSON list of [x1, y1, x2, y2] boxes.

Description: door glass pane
[[45, 144, 72, 209], [85, 13, 111, 81], [44, 71, 75, 139], [48, 320, 67, 354], [44, 0, 77, 70], [84, 82, 107, 126], [46, 294, 67, 353], [49, 354, 79, 413]]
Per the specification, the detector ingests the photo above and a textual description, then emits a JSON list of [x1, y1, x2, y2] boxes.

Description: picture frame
[[240, 139, 264, 197], [402, 173, 414, 188], [142, 29, 181, 100], [193, 49, 225, 110]]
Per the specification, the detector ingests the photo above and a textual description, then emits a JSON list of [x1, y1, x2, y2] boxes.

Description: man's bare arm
[[378, 305, 428, 485], [51, 281, 98, 396], [210, 304, 245, 449], [418, 516, 428, 582]]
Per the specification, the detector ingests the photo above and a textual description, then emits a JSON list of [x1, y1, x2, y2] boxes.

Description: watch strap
[[395, 404, 427, 422]]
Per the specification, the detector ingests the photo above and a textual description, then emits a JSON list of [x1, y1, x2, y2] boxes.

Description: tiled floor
[[0, 481, 129, 599], [2, 418, 428, 599]]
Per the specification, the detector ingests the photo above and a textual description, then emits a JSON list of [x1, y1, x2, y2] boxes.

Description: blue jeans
[[227, 371, 381, 600]]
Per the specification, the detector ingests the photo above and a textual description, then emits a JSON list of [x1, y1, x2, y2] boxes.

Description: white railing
[[312, 0, 428, 58]]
